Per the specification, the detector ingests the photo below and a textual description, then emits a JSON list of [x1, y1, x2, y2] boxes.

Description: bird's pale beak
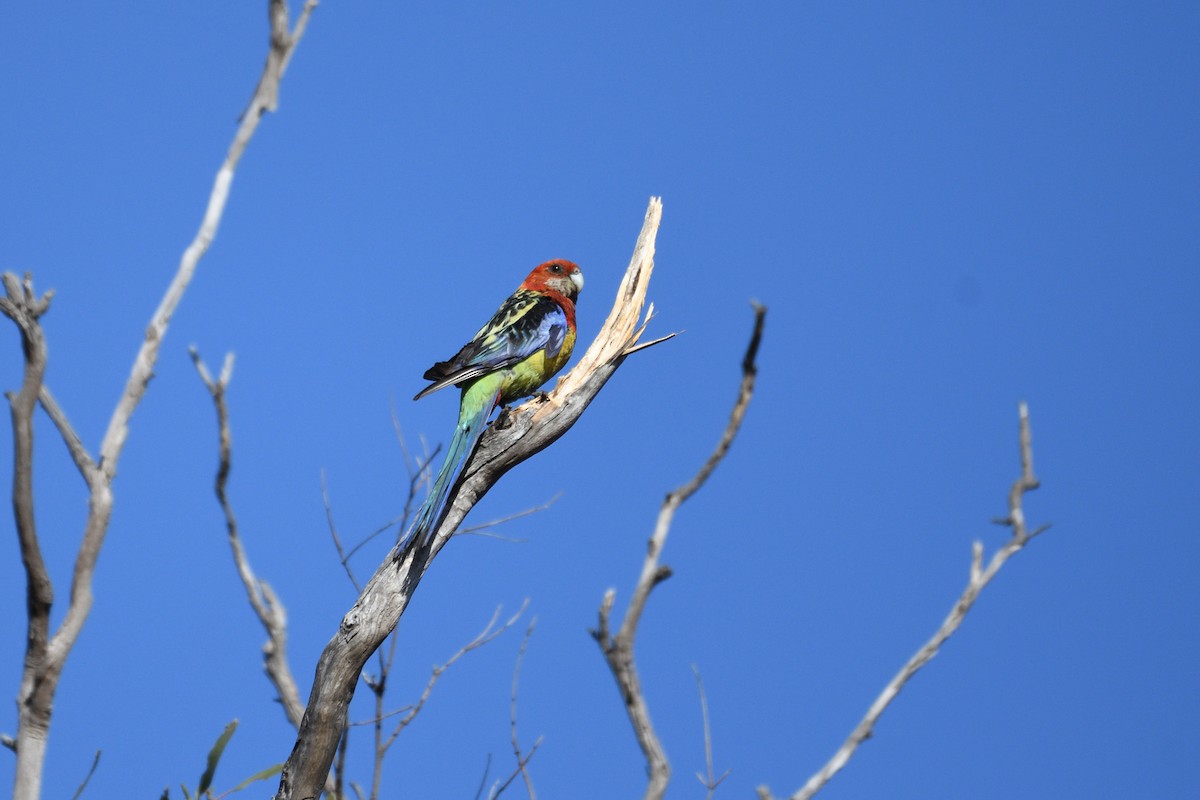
[[569, 269, 584, 295]]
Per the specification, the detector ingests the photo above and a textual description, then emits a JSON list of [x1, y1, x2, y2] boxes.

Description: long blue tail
[[408, 388, 498, 547]]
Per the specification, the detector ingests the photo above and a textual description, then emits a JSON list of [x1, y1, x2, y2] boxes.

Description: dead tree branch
[[322, 472, 365, 593], [276, 197, 667, 800], [691, 665, 730, 799], [508, 618, 541, 800], [192, 348, 342, 800], [98, 0, 315, 480], [351, 602, 528, 800], [321, 420, 535, 798], [68, 750, 101, 800], [485, 618, 543, 800], [760, 402, 1048, 800], [1, 274, 55, 799], [2, 5, 315, 797], [593, 303, 765, 800], [37, 386, 93, 481], [354, 602, 528, 738], [190, 348, 305, 729]]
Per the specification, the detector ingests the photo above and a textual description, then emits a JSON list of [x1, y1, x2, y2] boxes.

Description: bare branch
[[2, 272, 59, 800], [277, 197, 667, 799], [487, 737, 543, 800], [333, 444, 443, 567], [96, 1, 315, 481], [321, 471, 362, 593], [763, 402, 1048, 800], [333, 727, 348, 800], [189, 347, 306, 730], [387, 410, 441, 535], [69, 751, 101, 800], [350, 603, 530, 800], [509, 617, 539, 800], [351, 602, 529, 738], [341, 512, 406, 564], [623, 331, 678, 356], [593, 303, 765, 800], [473, 754, 493, 800], [455, 492, 562, 537], [37, 386, 95, 480], [691, 666, 730, 799], [2, 9, 316, 797], [191, 347, 344, 799]]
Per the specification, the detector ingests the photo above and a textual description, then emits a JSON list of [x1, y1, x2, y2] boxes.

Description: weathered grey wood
[[276, 198, 665, 800], [3, 3, 316, 797]]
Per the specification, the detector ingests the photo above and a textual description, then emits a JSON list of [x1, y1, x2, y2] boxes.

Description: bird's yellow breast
[[500, 326, 577, 404]]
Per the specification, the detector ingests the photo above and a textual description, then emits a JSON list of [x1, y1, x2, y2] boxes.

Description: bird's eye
[[549, 263, 562, 273]]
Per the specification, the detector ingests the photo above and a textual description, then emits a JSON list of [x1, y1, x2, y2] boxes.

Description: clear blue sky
[[1, 2, 1197, 798]]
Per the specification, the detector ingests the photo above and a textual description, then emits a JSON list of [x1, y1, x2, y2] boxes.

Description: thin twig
[[623, 331, 677, 356], [487, 737, 543, 800], [455, 492, 562, 536], [349, 602, 530, 737], [399, 442, 442, 532], [691, 666, 730, 799], [388, 407, 438, 543], [335, 445, 442, 564], [69, 751, 101, 800], [389, 399, 423, 491], [509, 617, 540, 800], [190, 347, 307, 732], [764, 402, 1049, 800], [366, 636, 388, 800], [352, 603, 530, 800], [321, 471, 362, 592], [334, 725, 348, 800], [593, 303, 765, 800], [37, 386, 94, 480], [343, 512, 406, 563], [473, 754, 493, 800], [487, 743, 544, 800]]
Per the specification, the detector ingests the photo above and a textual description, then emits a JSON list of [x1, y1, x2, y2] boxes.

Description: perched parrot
[[408, 259, 584, 546]]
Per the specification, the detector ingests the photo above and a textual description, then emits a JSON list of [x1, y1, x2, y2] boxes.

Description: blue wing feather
[[415, 291, 566, 399]]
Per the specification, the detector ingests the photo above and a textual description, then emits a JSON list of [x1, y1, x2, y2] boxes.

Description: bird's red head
[[521, 259, 584, 303]]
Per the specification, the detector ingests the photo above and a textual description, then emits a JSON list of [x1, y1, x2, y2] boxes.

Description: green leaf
[[197, 720, 238, 796], [221, 763, 284, 797]]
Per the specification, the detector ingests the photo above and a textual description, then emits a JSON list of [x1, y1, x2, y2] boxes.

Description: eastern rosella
[[409, 259, 584, 546]]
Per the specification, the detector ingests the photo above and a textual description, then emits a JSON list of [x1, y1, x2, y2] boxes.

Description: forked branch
[[2, 5, 316, 797], [759, 403, 1049, 800], [191, 349, 305, 729]]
